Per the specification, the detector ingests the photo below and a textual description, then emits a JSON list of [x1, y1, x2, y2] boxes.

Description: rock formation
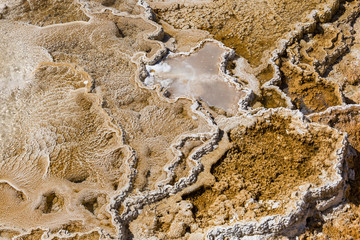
[[1, 0, 360, 239]]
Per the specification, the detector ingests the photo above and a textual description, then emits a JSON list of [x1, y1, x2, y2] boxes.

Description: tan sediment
[[0, 16, 144, 238], [149, 0, 354, 114], [149, 0, 338, 67], [0, 0, 90, 26], [82, 0, 142, 15], [31, 16, 217, 238], [187, 115, 329, 224], [0, 60, 127, 237], [257, 64, 276, 85], [324, 8, 360, 104], [0, 21, 52, 95], [128, 126, 229, 240], [129, 108, 348, 239], [0, 2, 220, 239], [149, 0, 340, 111], [302, 105, 360, 239], [190, 109, 345, 227], [252, 89, 288, 109], [160, 20, 211, 52], [124, 3, 356, 239], [276, 0, 360, 114], [14, 229, 46, 240], [280, 62, 342, 114], [51, 231, 101, 240], [0, 229, 21, 239], [1, 0, 360, 239], [14, 228, 101, 240], [31, 11, 204, 196]]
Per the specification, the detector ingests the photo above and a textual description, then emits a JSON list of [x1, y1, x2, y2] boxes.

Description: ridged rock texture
[[1, 0, 360, 239]]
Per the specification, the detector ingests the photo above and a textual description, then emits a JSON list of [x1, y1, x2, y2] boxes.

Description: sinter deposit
[[1, 0, 360, 239]]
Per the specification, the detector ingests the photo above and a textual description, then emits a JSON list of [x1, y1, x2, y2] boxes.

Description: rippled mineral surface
[[1, 0, 360, 239]]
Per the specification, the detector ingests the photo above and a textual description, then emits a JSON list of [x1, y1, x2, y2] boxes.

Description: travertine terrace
[[1, 0, 360, 239], [130, 109, 348, 239]]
